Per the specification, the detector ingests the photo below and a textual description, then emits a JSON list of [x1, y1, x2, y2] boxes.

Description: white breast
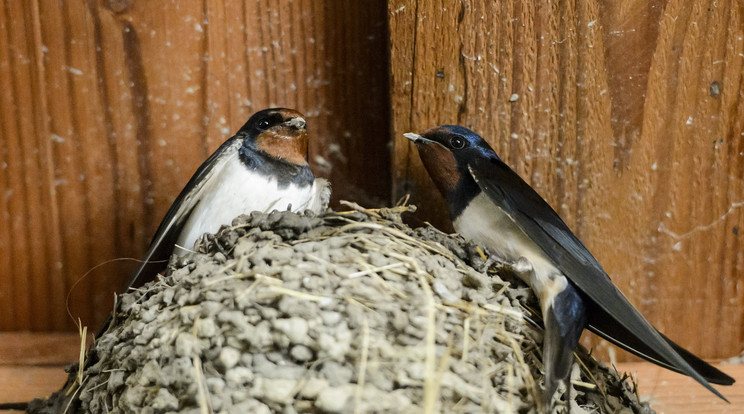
[[454, 192, 567, 309], [175, 157, 326, 253]]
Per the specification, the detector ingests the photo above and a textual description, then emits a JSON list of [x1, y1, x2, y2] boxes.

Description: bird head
[[239, 108, 309, 165], [404, 125, 498, 199]]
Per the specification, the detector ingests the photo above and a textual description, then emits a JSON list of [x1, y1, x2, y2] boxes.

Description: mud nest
[[30, 204, 652, 413]]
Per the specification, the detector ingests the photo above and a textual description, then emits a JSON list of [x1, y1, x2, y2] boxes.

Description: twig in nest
[[339, 199, 416, 217], [576, 353, 607, 399], [352, 260, 409, 299], [462, 316, 471, 362], [62, 378, 86, 414], [571, 380, 597, 390], [348, 262, 407, 278], [339, 200, 383, 219], [505, 335, 542, 411], [507, 364, 515, 412], [66, 319, 88, 397], [395, 194, 410, 207], [420, 274, 440, 414], [386, 251, 427, 276], [334, 221, 455, 261], [476, 246, 488, 262], [193, 355, 214, 414], [353, 317, 370, 414], [266, 285, 333, 305], [235, 273, 282, 301]]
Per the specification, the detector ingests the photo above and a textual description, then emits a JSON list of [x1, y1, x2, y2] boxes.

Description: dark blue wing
[[467, 156, 733, 394]]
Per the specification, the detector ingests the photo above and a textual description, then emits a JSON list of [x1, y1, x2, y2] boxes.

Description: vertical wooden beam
[[389, 0, 744, 360]]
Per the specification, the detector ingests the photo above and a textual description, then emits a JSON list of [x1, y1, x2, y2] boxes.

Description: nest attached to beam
[[29, 204, 652, 413]]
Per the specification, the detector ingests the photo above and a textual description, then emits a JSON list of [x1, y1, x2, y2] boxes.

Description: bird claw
[[481, 250, 509, 270], [482, 254, 498, 270], [481, 254, 534, 283]]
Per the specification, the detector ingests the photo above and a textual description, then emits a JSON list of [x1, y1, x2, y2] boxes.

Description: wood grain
[[0, 0, 390, 331], [620, 362, 744, 413], [390, 0, 744, 360], [0, 332, 87, 365], [1, 0, 742, 367], [0, 366, 69, 406]]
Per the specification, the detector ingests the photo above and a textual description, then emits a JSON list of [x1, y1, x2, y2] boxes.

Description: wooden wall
[[0, 0, 390, 331], [391, 0, 744, 360], [1, 0, 742, 361]]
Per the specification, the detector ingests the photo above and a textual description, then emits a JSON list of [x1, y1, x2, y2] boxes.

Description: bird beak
[[283, 117, 307, 130], [404, 132, 439, 146], [404, 132, 424, 143]]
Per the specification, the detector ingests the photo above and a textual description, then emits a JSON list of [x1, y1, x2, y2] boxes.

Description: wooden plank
[[0, 0, 391, 331], [0, 0, 61, 331], [0, 366, 68, 407], [389, 0, 744, 360], [615, 362, 744, 413], [0, 333, 85, 365]]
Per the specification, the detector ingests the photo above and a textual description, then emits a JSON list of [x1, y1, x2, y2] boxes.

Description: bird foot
[[503, 256, 534, 284], [482, 254, 500, 270], [512, 257, 534, 276], [481, 250, 514, 269]]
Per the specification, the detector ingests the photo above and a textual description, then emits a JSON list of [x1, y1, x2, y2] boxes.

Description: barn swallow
[[98, 108, 330, 335], [405, 126, 733, 406]]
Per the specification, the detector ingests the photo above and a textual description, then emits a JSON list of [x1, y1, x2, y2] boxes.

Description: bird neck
[[238, 144, 314, 188], [444, 171, 481, 220]]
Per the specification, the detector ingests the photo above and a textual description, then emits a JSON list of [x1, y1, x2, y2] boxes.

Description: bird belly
[[176, 163, 322, 252], [454, 193, 567, 310]]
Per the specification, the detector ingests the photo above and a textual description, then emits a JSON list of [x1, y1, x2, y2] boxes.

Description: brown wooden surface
[[621, 361, 744, 413], [0, 366, 69, 407], [1, 0, 743, 365], [0, 0, 390, 331], [390, 0, 744, 361], [0, 333, 742, 413], [0, 332, 88, 365]]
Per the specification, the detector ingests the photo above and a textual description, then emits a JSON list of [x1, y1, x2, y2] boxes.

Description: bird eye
[[257, 118, 271, 130], [450, 135, 465, 149]]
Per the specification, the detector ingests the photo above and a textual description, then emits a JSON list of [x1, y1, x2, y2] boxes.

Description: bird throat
[[416, 142, 480, 218], [417, 142, 460, 195], [238, 144, 314, 189], [256, 127, 309, 166]]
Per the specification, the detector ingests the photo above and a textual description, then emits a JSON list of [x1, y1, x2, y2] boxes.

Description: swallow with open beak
[[405, 125, 733, 407]]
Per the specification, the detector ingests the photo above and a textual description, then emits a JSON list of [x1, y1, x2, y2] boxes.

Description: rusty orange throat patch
[[417, 141, 459, 194], [256, 127, 309, 165]]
